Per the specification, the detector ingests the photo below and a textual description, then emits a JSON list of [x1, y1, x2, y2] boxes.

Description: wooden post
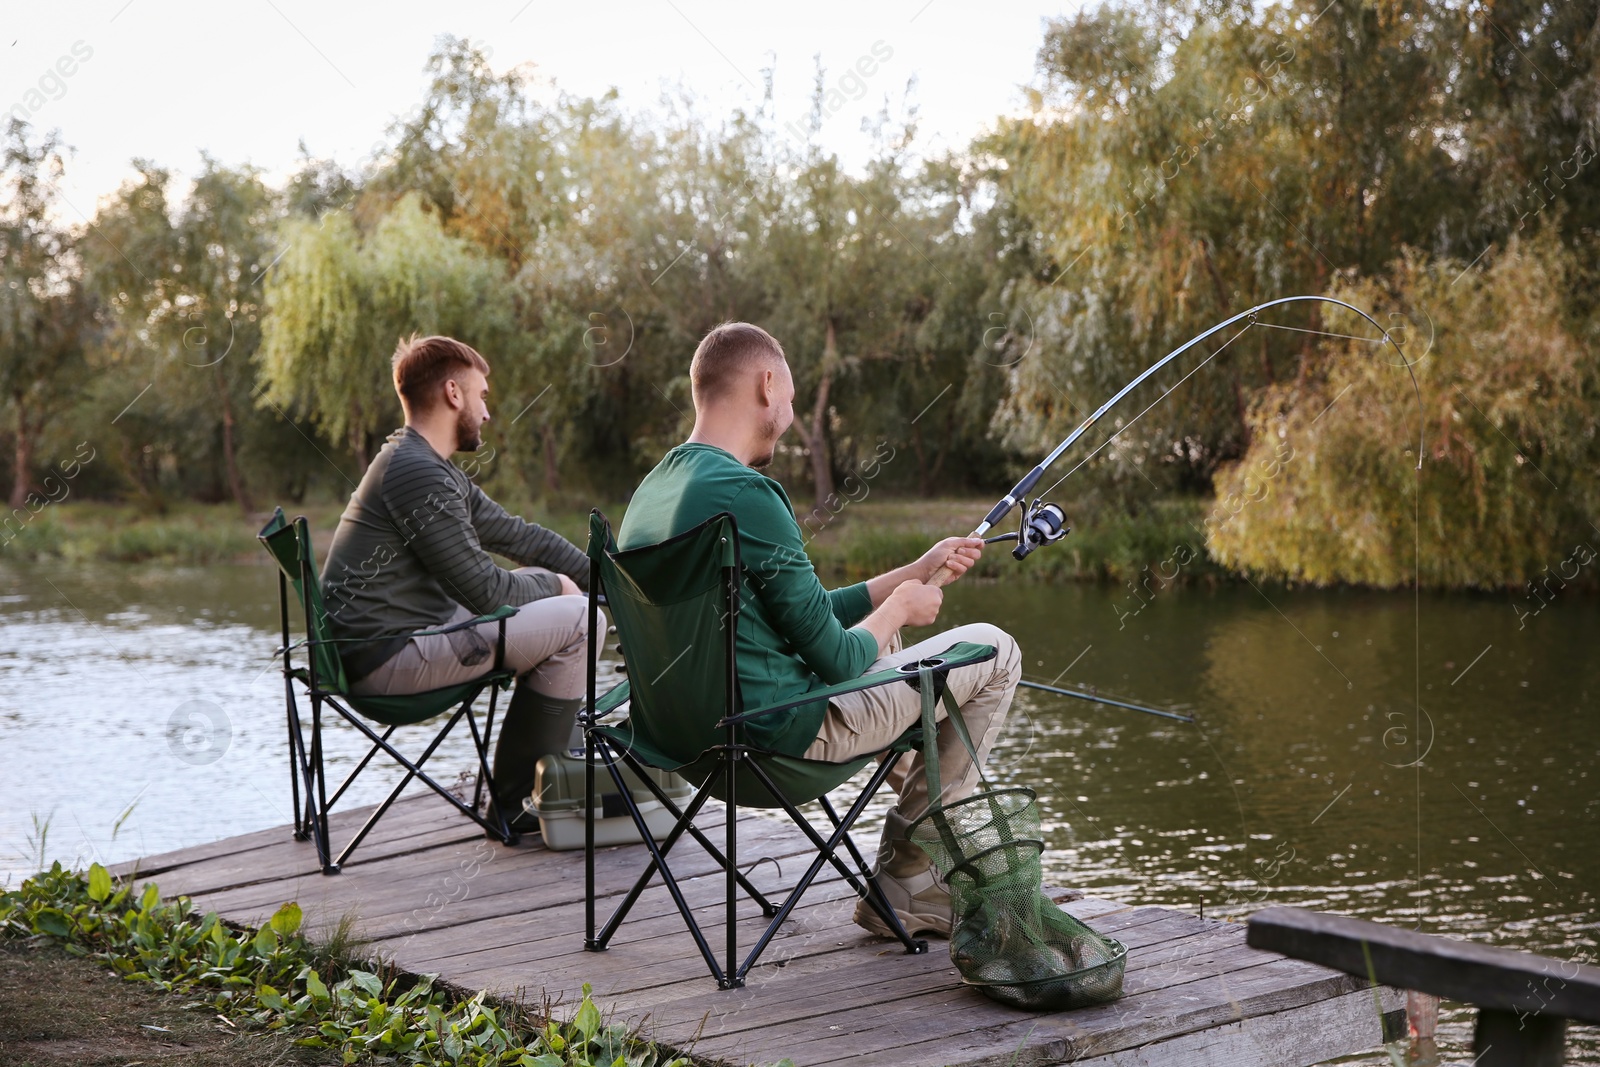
[[1406, 990, 1440, 1066], [1473, 1009, 1566, 1067]]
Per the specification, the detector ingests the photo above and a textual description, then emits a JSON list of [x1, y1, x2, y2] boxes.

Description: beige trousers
[[350, 568, 600, 700], [803, 622, 1022, 821]]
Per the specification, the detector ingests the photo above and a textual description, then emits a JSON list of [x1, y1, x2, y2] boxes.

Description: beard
[[749, 414, 781, 469], [455, 406, 484, 452]]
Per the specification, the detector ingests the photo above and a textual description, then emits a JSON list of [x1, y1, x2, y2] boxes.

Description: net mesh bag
[[904, 661, 1127, 1011]]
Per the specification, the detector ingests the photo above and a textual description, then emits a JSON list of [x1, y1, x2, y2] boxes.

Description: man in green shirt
[[619, 322, 1022, 939], [322, 335, 595, 824]]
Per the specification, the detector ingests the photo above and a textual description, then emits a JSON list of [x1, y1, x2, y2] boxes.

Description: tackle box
[[524, 752, 694, 851]]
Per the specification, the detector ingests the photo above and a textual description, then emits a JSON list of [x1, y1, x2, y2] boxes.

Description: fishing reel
[[984, 498, 1070, 561]]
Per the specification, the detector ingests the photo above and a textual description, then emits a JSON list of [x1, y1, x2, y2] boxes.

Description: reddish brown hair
[[392, 334, 490, 413], [690, 322, 785, 404]]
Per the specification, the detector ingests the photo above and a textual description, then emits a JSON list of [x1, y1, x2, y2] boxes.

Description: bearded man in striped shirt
[[321, 335, 595, 825]]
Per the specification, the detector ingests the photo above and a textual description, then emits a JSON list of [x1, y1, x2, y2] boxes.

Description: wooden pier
[[112, 797, 1403, 1066]]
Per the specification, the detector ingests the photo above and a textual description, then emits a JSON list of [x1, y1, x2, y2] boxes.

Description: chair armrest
[[589, 679, 631, 720], [718, 641, 997, 726], [423, 604, 517, 637], [313, 605, 518, 645]]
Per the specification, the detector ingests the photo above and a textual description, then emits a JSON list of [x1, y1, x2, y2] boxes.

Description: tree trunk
[[9, 390, 32, 510], [216, 365, 253, 513], [541, 422, 561, 495], [911, 423, 930, 495], [803, 320, 839, 509]]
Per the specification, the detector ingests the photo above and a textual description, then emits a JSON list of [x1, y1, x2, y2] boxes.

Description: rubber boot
[[491, 684, 583, 828], [852, 808, 952, 938]]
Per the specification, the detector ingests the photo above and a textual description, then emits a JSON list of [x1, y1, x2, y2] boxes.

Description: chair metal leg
[[585, 725, 597, 950], [724, 746, 740, 989], [311, 687, 517, 870], [590, 744, 728, 986], [735, 756, 926, 981], [328, 702, 503, 869], [464, 701, 516, 845], [815, 788, 910, 947], [284, 682, 316, 844], [474, 680, 502, 815], [326, 723, 398, 811], [310, 695, 334, 873], [611, 747, 777, 915], [285, 683, 302, 840]]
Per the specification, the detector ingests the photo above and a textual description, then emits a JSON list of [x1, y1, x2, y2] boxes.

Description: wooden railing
[[1248, 907, 1600, 1066]]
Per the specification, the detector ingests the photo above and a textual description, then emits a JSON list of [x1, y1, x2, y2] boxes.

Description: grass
[[801, 495, 1227, 585], [1, 494, 1230, 585], [1, 862, 706, 1067]]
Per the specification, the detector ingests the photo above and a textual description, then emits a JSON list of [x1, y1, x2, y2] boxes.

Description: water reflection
[[932, 580, 1597, 1064], [0, 561, 1594, 1063]]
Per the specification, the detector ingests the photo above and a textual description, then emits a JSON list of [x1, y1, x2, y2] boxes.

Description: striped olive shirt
[[321, 426, 590, 682]]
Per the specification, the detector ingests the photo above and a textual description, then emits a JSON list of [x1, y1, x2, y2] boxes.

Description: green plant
[[1, 863, 694, 1067]]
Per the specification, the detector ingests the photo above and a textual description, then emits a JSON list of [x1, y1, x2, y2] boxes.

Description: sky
[[5, 1, 1078, 220]]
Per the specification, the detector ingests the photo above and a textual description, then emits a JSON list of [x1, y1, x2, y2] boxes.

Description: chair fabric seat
[[591, 722, 880, 809], [591, 638, 996, 808], [290, 667, 516, 726]]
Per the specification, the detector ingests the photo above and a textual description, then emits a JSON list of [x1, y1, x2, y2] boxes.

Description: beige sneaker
[[852, 865, 953, 938]]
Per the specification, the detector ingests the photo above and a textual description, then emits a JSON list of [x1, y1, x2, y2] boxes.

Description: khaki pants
[[803, 622, 1022, 821], [350, 568, 601, 700]]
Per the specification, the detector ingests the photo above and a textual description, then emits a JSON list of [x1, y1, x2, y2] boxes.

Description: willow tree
[[257, 191, 518, 468], [1209, 234, 1598, 588]]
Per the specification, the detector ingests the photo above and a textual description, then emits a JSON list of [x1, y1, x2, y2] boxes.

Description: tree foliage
[[6, 4, 1600, 589]]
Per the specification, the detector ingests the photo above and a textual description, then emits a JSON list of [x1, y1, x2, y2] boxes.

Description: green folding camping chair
[[581, 509, 997, 989], [258, 507, 519, 874]]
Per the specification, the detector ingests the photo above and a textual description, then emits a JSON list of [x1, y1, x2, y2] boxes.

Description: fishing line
[[1250, 321, 1389, 345], [1036, 321, 1253, 501]]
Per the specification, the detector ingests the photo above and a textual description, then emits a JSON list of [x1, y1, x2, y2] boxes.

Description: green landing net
[[906, 664, 1127, 1011]]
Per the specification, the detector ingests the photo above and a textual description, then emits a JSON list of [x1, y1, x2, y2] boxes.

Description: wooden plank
[[118, 807, 1410, 1067], [143, 820, 487, 899], [1248, 906, 1600, 1024], [186, 807, 792, 937], [351, 842, 853, 964], [107, 794, 447, 878], [630, 909, 1232, 1051], [770, 955, 1376, 1067], [615, 907, 1230, 1045], [1078, 985, 1403, 1066]]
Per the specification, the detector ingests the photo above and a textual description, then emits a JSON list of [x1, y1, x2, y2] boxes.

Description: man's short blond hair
[[392, 334, 489, 413], [690, 322, 785, 405]]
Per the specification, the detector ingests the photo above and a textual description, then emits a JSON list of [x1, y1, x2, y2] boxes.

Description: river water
[[0, 559, 1594, 1063]]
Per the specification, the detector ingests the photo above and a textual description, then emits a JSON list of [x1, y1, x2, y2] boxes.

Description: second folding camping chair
[[580, 509, 997, 989], [259, 507, 520, 874]]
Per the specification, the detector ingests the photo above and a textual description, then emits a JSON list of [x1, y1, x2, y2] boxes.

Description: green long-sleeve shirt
[[617, 443, 876, 756], [322, 426, 590, 682]]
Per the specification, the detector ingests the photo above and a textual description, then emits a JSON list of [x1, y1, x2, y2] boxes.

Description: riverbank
[[1, 496, 1225, 584], [0, 863, 700, 1067]]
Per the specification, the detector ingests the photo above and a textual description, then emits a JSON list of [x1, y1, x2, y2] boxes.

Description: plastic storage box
[[525, 752, 694, 851]]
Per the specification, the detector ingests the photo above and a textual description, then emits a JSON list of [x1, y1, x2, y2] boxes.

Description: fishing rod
[[1018, 678, 1195, 723], [930, 295, 1424, 586]]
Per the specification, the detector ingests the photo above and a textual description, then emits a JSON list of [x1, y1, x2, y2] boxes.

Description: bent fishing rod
[[931, 294, 1424, 584], [931, 295, 1425, 725]]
